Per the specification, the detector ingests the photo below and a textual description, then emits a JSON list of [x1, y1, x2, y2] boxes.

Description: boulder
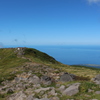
[[48, 87, 57, 96], [92, 74, 100, 84], [95, 91, 100, 94], [58, 85, 65, 92], [59, 73, 75, 82], [95, 74, 100, 81], [8, 91, 27, 100], [62, 83, 81, 96], [28, 75, 40, 84], [41, 76, 52, 85]]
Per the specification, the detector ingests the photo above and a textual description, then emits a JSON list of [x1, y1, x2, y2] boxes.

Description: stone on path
[[63, 83, 81, 96]]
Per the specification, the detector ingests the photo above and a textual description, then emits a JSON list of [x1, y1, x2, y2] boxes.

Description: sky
[[0, 0, 100, 47]]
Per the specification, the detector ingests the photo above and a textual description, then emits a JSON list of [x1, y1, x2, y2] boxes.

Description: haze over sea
[[6, 45, 100, 68]]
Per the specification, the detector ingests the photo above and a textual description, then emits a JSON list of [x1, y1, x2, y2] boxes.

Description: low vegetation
[[0, 47, 100, 100]]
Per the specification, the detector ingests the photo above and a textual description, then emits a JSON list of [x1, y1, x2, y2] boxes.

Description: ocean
[[6, 45, 100, 68], [31, 45, 100, 68]]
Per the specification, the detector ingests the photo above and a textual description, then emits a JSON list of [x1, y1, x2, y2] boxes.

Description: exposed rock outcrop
[[62, 83, 81, 96], [0, 62, 100, 100]]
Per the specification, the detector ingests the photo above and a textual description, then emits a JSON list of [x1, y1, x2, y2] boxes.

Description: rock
[[28, 75, 40, 84], [26, 95, 34, 100], [34, 98, 50, 100], [33, 84, 41, 88], [7, 88, 14, 94], [95, 91, 100, 94], [34, 87, 51, 93], [95, 74, 100, 81], [62, 83, 81, 96], [84, 94, 91, 97], [56, 84, 60, 87], [41, 98, 50, 100], [92, 74, 100, 84], [25, 88, 34, 95], [95, 81, 100, 84], [88, 89, 94, 93], [42, 94, 48, 98], [48, 87, 57, 96], [15, 82, 26, 91], [59, 73, 75, 82], [58, 85, 65, 92], [39, 90, 45, 95], [8, 91, 27, 100], [41, 76, 52, 85], [14, 77, 21, 83], [50, 97, 59, 100], [33, 98, 39, 100]]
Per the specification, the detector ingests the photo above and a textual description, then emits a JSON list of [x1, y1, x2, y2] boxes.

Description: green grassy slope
[[0, 47, 100, 82], [24, 48, 58, 64], [0, 47, 100, 100], [0, 47, 58, 82]]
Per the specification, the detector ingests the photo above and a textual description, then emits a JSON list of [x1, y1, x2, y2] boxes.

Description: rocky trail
[[0, 62, 100, 100]]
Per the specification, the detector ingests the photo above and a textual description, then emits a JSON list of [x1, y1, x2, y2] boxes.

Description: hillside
[[0, 47, 100, 100]]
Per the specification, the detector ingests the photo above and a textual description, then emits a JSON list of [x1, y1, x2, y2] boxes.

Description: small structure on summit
[[15, 47, 26, 57]]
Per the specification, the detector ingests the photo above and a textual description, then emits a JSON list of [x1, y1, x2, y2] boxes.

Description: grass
[[1, 47, 99, 80], [0, 47, 100, 99], [49, 63, 100, 78], [0, 48, 29, 82], [0, 47, 59, 83], [24, 48, 58, 64]]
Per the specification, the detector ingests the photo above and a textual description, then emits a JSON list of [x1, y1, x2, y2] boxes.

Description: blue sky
[[0, 0, 100, 47]]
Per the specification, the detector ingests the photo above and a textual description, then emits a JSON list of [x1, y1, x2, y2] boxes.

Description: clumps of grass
[[75, 76, 90, 81], [7, 89, 14, 94], [0, 78, 4, 85], [79, 82, 98, 93], [33, 72, 43, 77], [0, 94, 5, 99], [5, 74, 16, 81]]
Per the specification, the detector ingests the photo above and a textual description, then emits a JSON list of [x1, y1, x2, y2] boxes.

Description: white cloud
[[87, 0, 100, 3]]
